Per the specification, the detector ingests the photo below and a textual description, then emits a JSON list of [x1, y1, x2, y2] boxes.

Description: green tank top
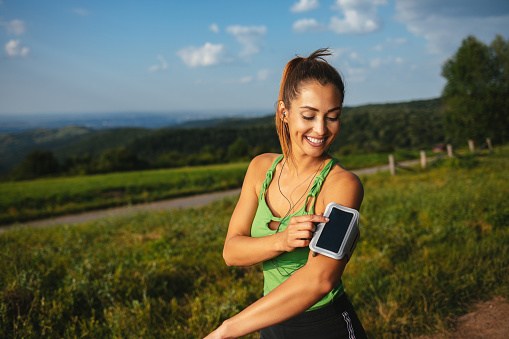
[[250, 155, 344, 311]]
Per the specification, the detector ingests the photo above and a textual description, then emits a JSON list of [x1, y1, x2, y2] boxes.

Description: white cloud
[[291, 0, 319, 13], [374, 37, 408, 51], [148, 55, 168, 72], [257, 69, 270, 81], [369, 56, 403, 68], [395, 0, 509, 54], [292, 18, 325, 33], [73, 8, 90, 16], [5, 39, 29, 57], [1, 19, 27, 35], [209, 23, 219, 33], [370, 58, 381, 68], [329, 0, 386, 34], [177, 42, 225, 67], [226, 25, 267, 57], [239, 76, 253, 84]]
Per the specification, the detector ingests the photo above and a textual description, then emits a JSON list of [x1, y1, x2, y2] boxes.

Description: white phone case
[[309, 202, 360, 260]]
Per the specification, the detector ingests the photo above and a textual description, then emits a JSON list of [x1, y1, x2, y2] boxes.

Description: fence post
[[420, 150, 426, 169], [389, 154, 395, 176], [447, 144, 454, 158], [486, 138, 493, 153], [468, 139, 475, 153]]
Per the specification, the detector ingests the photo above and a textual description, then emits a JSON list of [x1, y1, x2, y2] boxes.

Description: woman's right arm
[[223, 155, 325, 267], [223, 154, 283, 266]]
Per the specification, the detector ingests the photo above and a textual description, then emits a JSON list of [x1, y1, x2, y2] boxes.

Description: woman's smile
[[305, 135, 326, 146]]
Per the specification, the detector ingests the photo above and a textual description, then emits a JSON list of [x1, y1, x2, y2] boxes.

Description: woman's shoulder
[[244, 153, 282, 189], [320, 159, 364, 210], [248, 153, 281, 172], [328, 160, 362, 186]]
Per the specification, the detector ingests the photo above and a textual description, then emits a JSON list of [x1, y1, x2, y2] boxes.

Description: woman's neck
[[284, 153, 330, 177]]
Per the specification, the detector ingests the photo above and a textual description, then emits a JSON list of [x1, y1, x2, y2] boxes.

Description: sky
[[1, 0, 508, 116]]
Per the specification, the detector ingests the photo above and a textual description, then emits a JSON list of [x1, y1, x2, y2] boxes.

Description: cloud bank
[[395, 0, 509, 54]]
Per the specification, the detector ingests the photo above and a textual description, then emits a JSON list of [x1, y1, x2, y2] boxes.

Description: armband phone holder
[[309, 202, 360, 261]]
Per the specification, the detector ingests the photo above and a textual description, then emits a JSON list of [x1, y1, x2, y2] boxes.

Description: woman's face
[[284, 81, 342, 159]]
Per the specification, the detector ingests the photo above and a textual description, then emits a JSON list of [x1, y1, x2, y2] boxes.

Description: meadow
[[1, 146, 507, 338], [0, 163, 249, 225], [0, 149, 424, 226]]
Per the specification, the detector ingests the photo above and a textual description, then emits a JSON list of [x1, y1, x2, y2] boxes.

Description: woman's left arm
[[205, 170, 364, 339], [206, 251, 347, 338]]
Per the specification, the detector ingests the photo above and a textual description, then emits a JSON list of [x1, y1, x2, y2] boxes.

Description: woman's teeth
[[306, 136, 324, 144]]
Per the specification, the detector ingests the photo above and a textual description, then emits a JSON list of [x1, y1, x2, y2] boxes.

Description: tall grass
[[1, 146, 507, 338]]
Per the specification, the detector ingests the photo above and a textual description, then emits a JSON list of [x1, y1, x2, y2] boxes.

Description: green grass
[[0, 162, 249, 225], [1, 150, 429, 226], [1, 147, 508, 338]]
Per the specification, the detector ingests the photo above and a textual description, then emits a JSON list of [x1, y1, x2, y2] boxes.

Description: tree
[[227, 137, 249, 161], [96, 147, 146, 173], [441, 35, 509, 144], [11, 150, 60, 180]]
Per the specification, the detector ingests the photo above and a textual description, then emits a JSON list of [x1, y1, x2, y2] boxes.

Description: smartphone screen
[[315, 207, 354, 253]]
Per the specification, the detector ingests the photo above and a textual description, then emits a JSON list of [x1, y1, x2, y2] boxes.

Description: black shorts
[[260, 293, 367, 339]]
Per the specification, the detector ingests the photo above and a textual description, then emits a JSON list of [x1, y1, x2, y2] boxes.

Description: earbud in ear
[[283, 111, 286, 116]]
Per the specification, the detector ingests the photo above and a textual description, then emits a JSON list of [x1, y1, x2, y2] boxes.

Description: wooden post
[[468, 139, 475, 153], [420, 150, 426, 169], [447, 144, 454, 158], [486, 138, 493, 153], [389, 154, 395, 176]]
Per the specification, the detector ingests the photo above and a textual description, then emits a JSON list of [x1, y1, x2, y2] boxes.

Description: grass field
[[0, 163, 249, 225], [0, 150, 427, 226], [1, 145, 507, 338]]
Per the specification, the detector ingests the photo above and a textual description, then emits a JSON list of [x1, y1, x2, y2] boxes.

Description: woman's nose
[[314, 118, 326, 134]]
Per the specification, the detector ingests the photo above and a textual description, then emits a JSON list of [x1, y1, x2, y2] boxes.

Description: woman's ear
[[279, 102, 287, 122]]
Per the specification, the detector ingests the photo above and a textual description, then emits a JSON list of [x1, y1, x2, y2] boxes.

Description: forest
[[1, 98, 444, 180]]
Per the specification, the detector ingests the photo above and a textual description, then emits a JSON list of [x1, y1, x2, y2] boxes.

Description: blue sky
[[1, 0, 508, 116]]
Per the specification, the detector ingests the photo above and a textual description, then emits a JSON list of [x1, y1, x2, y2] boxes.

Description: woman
[[205, 48, 366, 339]]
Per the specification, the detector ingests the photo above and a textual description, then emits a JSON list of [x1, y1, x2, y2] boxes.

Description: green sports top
[[250, 155, 344, 311]]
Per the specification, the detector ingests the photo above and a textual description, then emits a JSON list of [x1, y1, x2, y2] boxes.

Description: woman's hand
[[278, 214, 329, 252], [203, 321, 232, 339], [203, 328, 223, 339]]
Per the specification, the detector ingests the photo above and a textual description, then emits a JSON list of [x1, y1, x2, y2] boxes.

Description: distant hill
[[0, 126, 93, 174], [0, 98, 445, 175]]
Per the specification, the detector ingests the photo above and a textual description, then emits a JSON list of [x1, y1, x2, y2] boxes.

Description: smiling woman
[[205, 48, 366, 339]]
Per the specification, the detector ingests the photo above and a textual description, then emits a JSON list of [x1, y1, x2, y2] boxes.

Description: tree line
[[8, 102, 442, 180]]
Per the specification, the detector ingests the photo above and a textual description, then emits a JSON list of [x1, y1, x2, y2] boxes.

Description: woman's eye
[[302, 115, 314, 121], [327, 116, 340, 121]]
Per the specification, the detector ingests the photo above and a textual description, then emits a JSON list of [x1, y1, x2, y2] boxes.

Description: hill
[[0, 98, 444, 176]]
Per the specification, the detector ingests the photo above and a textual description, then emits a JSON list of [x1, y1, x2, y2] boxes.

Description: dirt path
[[0, 188, 241, 232], [417, 297, 509, 339]]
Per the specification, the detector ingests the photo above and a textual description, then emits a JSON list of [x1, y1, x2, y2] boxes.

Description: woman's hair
[[276, 48, 345, 159]]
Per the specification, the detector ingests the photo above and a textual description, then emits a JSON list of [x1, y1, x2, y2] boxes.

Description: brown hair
[[275, 48, 345, 159]]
